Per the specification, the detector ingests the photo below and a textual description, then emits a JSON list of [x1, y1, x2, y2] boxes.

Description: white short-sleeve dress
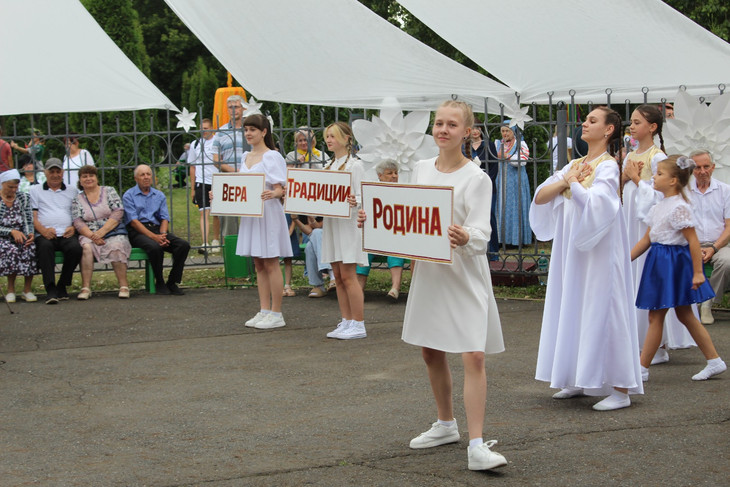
[[321, 154, 368, 266], [401, 158, 504, 354], [235, 151, 293, 259]]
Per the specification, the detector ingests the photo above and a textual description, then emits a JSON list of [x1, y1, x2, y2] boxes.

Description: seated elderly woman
[[356, 160, 405, 301], [71, 165, 131, 299], [0, 169, 37, 302], [285, 127, 330, 169]]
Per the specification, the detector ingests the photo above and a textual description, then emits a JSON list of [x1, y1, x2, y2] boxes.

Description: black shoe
[[167, 283, 185, 295], [57, 286, 69, 301], [197, 248, 207, 255], [155, 283, 171, 295], [45, 288, 59, 305]]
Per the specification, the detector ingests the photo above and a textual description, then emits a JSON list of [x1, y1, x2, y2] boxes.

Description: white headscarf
[[0, 169, 21, 184]]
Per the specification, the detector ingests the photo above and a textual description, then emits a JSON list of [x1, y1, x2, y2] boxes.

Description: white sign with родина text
[[361, 182, 453, 263], [210, 173, 265, 217], [284, 168, 353, 218]]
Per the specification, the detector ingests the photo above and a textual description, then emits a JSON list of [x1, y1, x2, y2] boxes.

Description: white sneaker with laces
[[326, 320, 349, 338], [692, 359, 727, 380], [409, 421, 460, 449], [254, 314, 286, 329], [245, 312, 268, 328], [467, 440, 508, 471], [337, 321, 366, 340]]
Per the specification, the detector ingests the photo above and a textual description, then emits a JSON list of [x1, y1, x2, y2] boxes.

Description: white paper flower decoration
[[352, 100, 437, 181], [502, 102, 532, 131], [664, 89, 730, 183], [242, 96, 263, 117], [175, 107, 197, 133]]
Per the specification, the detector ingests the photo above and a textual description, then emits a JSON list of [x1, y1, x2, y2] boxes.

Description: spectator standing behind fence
[[225, 114, 292, 330], [72, 165, 131, 300], [0, 127, 13, 172], [0, 169, 37, 303], [321, 122, 368, 340], [359, 101, 507, 471], [11, 129, 45, 171], [294, 215, 332, 298], [63, 135, 95, 189], [18, 157, 45, 193], [30, 158, 82, 304], [356, 160, 404, 301], [123, 164, 190, 296], [188, 118, 220, 255], [495, 124, 532, 246], [467, 124, 499, 260], [213, 95, 251, 238], [551, 128, 572, 172], [530, 107, 643, 411], [689, 150, 730, 325], [630, 155, 725, 382], [285, 127, 330, 169]]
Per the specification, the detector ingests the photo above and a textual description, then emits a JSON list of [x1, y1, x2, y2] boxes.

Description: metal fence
[[4, 89, 713, 281]]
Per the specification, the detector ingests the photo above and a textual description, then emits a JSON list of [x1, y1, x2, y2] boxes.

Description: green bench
[[54, 247, 157, 293]]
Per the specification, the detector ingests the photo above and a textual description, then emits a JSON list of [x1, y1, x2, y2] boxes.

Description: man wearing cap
[[11, 129, 45, 171], [123, 164, 190, 295], [29, 158, 82, 304], [690, 150, 730, 324]]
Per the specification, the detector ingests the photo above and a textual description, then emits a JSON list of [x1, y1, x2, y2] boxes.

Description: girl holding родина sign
[[358, 101, 507, 472]]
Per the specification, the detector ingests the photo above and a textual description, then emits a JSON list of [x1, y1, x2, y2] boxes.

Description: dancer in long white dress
[[622, 105, 695, 362], [530, 107, 643, 411], [321, 122, 368, 340], [360, 101, 506, 471], [631, 155, 726, 382], [233, 114, 293, 330]]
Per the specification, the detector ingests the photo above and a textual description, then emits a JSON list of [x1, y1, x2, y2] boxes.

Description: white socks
[[437, 419, 455, 428], [692, 358, 727, 381], [469, 438, 484, 448]]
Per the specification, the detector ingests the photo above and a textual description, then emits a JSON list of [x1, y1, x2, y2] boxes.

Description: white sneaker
[[254, 314, 286, 329], [326, 320, 349, 338], [245, 312, 268, 328], [409, 421, 460, 449], [651, 347, 670, 365], [20, 292, 37, 302], [641, 366, 649, 382], [211, 239, 221, 254], [467, 440, 508, 471], [692, 359, 727, 380], [5, 292, 16, 303], [700, 300, 715, 325], [337, 321, 366, 340]]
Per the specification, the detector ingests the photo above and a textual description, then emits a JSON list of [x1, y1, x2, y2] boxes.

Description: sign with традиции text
[[284, 168, 353, 218]]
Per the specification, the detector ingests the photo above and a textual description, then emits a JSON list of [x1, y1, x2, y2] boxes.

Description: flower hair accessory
[[676, 156, 695, 170]]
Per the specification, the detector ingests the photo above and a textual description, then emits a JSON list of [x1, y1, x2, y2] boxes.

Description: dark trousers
[[35, 234, 82, 290], [488, 184, 500, 256], [127, 223, 190, 286]]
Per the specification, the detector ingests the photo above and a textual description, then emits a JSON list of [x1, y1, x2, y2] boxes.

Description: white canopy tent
[[399, 0, 730, 104], [0, 0, 177, 115], [164, 0, 514, 112]]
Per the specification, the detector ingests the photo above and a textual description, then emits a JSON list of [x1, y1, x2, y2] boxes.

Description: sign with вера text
[[210, 173, 265, 217]]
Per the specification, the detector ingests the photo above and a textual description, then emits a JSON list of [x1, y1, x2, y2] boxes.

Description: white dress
[[530, 155, 643, 396], [235, 151, 293, 259], [321, 155, 368, 266], [401, 158, 504, 354], [622, 146, 696, 349]]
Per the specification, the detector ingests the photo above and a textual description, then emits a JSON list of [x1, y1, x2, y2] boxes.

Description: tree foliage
[[664, 0, 730, 42]]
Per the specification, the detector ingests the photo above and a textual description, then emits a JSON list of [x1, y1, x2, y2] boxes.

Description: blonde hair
[[324, 122, 353, 170], [437, 100, 475, 158]]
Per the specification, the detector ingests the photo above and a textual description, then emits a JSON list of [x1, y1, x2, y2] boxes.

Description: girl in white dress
[[360, 101, 507, 471], [631, 155, 726, 381], [236, 114, 293, 330], [530, 107, 643, 411], [321, 122, 368, 340], [622, 105, 695, 362]]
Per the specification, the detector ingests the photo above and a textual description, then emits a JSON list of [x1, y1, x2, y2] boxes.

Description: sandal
[[387, 288, 399, 301], [308, 287, 326, 298], [118, 286, 130, 299], [77, 288, 92, 300], [327, 280, 337, 293], [283, 286, 296, 297]]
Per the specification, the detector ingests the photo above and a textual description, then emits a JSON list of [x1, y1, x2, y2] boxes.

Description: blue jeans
[[304, 228, 331, 286]]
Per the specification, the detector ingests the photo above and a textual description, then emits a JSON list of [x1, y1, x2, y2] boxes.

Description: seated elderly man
[[689, 150, 730, 324], [123, 164, 190, 295], [30, 158, 82, 304]]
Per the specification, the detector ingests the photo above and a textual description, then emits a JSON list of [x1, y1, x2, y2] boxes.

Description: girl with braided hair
[[622, 105, 696, 362], [530, 107, 643, 411], [321, 122, 368, 340]]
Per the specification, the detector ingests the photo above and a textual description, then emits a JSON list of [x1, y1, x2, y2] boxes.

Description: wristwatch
[[711, 244, 718, 253]]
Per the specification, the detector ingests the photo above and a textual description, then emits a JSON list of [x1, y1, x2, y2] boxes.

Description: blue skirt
[[636, 243, 715, 310]]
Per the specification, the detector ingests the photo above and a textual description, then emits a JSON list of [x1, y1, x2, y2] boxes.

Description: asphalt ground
[[0, 287, 728, 486]]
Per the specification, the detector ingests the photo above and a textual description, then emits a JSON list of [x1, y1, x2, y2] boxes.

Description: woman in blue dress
[[495, 124, 532, 246]]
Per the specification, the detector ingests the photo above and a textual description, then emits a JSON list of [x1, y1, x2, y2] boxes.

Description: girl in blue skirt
[[631, 155, 726, 381]]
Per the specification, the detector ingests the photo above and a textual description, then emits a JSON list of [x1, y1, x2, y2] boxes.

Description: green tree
[[180, 57, 221, 116], [664, 0, 730, 42]]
